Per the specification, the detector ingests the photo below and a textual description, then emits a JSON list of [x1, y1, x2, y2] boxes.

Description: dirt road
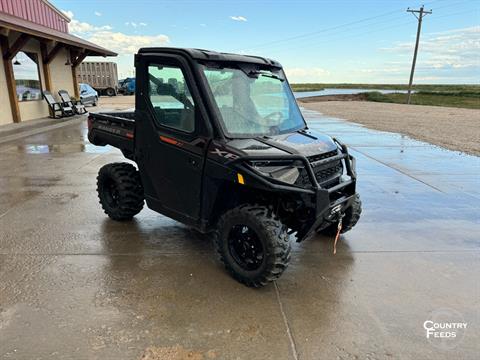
[[299, 100, 480, 156]]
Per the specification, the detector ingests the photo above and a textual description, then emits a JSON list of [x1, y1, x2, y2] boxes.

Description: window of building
[[12, 51, 42, 102]]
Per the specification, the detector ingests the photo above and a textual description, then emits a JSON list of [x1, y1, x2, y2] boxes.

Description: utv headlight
[[250, 161, 301, 185]]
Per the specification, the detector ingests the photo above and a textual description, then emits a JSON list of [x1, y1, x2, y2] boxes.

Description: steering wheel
[[232, 107, 262, 128], [263, 111, 283, 123], [268, 125, 281, 136]]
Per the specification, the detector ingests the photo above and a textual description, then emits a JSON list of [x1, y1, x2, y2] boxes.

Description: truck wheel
[[105, 87, 116, 97], [215, 204, 291, 287], [97, 163, 144, 221], [318, 194, 362, 236]]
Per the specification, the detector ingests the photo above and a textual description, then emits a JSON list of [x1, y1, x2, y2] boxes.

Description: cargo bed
[[87, 111, 136, 159]]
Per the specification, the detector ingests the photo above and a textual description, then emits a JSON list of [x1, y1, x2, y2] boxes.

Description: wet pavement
[[0, 109, 479, 359]]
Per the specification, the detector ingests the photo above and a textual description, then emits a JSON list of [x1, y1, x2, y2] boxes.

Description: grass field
[[290, 83, 480, 92], [291, 83, 480, 109], [364, 91, 480, 109]]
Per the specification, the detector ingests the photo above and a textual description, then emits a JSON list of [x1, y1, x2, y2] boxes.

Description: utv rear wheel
[[215, 204, 291, 287], [318, 194, 362, 236], [97, 163, 144, 221]]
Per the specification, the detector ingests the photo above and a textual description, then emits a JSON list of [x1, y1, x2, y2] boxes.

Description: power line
[[261, 5, 476, 56], [235, 0, 449, 52], [235, 0, 472, 53], [236, 9, 403, 52], [261, 18, 417, 56]]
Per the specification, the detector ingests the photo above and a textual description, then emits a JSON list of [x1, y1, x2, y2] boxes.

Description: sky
[[53, 0, 479, 84]]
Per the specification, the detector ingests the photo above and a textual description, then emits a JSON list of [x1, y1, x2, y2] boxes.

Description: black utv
[[88, 48, 361, 287]]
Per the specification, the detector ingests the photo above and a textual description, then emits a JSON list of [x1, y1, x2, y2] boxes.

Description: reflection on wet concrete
[[0, 112, 479, 359], [7, 143, 111, 154]]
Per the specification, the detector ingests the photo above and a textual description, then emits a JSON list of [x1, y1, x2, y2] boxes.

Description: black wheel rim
[[227, 225, 265, 271], [103, 179, 120, 208]]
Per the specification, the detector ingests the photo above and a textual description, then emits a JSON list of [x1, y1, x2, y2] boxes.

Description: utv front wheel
[[215, 205, 291, 287], [97, 163, 144, 221]]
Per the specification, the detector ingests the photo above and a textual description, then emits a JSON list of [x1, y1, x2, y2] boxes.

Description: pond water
[[294, 88, 409, 98]]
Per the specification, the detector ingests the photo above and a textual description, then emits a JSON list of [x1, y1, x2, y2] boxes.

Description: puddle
[[11, 144, 111, 154], [45, 192, 79, 205], [0, 176, 61, 189]]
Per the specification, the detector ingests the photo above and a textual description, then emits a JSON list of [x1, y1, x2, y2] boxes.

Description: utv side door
[[134, 54, 210, 225]]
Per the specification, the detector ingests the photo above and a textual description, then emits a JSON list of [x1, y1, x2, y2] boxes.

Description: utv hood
[[226, 130, 338, 158]]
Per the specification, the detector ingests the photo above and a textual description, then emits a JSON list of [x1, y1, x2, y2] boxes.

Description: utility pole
[[406, 5, 432, 104]]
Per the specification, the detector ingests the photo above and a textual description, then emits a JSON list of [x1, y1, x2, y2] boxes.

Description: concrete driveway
[[0, 109, 478, 359]]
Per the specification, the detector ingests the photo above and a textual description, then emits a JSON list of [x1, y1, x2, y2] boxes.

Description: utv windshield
[[202, 65, 305, 137]]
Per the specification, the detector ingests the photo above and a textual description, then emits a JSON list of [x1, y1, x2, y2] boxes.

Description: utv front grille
[[294, 150, 343, 188], [308, 150, 338, 162], [312, 161, 343, 187]]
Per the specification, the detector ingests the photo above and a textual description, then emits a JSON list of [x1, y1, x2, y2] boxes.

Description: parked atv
[[88, 48, 361, 287]]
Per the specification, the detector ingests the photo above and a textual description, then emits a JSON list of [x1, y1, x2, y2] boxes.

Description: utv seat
[[151, 84, 195, 132]]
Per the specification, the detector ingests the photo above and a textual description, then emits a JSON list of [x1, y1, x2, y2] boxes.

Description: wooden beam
[[43, 42, 63, 64], [3, 33, 30, 61], [40, 42, 52, 91], [0, 34, 9, 58], [0, 36, 21, 123], [72, 51, 88, 68], [0, 28, 10, 37]]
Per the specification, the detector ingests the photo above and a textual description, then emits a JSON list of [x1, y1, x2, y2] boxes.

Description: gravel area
[[299, 100, 480, 156]]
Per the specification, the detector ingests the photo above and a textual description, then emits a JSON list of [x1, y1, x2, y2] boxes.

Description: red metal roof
[[0, 11, 116, 56], [0, 0, 69, 33]]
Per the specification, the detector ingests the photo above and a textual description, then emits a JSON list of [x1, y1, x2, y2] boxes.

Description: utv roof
[[137, 47, 282, 68]]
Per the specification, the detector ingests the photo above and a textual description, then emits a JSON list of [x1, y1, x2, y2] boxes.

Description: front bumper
[[229, 139, 358, 241], [300, 188, 357, 241]]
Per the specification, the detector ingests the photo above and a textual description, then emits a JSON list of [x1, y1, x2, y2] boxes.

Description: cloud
[[69, 21, 112, 32], [87, 31, 169, 54], [125, 22, 147, 28], [284, 67, 330, 82], [357, 67, 406, 74], [94, 11, 102, 16], [62, 10, 169, 55], [62, 10, 112, 33], [382, 26, 480, 71], [62, 10, 73, 19], [230, 16, 247, 22]]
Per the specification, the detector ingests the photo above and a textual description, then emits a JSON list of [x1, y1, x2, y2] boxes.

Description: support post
[[0, 36, 21, 123], [70, 49, 87, 99], [71, 65, 79, 98], [40, 42, 52, 91]]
